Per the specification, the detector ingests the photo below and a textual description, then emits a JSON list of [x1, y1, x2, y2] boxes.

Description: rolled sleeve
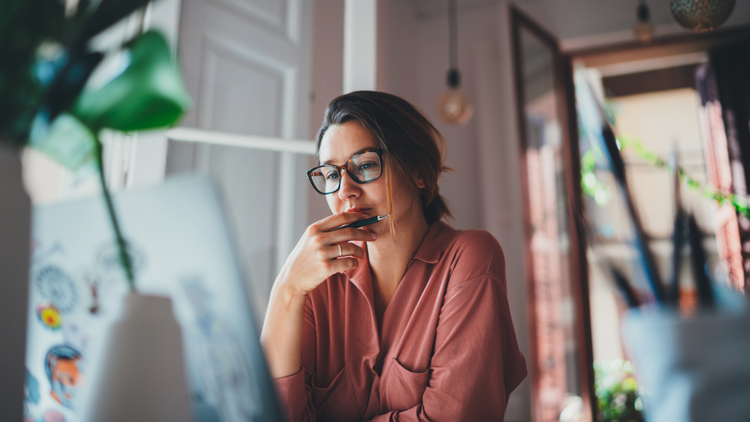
[[273, 367, 308, 420], [273, 298, 318, 422]]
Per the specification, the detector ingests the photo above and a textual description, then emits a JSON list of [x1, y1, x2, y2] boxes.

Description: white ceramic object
[[82, 293, 191, 422], [0, 144, 31, 421], [623, 309, 750, 422]]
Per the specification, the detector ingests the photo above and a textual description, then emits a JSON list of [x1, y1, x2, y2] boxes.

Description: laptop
[[24, 174, 284, 422]]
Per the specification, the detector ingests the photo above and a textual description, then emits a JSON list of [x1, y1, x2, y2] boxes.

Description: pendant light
[[670, 0, 736, 33], [634, 0, 655, 43], [437, 0, 473, 125]]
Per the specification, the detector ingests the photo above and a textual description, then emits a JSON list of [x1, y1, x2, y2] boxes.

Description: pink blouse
[[273, 220, 527, 422]]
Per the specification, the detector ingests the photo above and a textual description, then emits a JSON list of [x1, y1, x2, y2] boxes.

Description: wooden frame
[[509, 5, 596, 421], [569, 24, 750, 66]]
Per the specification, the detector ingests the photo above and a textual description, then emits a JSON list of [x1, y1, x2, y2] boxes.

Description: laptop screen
[[25, 175, 284, 422]]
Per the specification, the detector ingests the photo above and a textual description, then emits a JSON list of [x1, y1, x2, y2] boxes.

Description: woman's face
[[318, 120, 425, 237]]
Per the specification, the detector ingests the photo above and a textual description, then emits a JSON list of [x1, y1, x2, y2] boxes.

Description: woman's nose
[[337, 170, 360, 200]]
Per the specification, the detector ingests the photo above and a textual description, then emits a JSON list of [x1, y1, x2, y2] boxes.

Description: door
[[510, 6, 595, 422], [166, 0, 314, 325]]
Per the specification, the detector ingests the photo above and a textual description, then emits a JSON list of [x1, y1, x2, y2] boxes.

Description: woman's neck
[[367, 214, 430, 301]]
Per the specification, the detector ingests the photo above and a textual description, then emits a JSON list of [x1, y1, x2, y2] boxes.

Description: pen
[[687, 214, 714, 310], [670, 209, 685, 306], [610, 266, 640, 309], [669, 148, 684, 306], [601, 124, 665, 304], [330, 215, 389, 231]]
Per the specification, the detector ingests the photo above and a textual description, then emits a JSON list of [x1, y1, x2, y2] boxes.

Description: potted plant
[[1, 0, 191, 420]]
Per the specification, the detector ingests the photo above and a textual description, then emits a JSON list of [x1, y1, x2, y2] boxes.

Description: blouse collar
[[411, 220, 455, 264], [344, 220, 456, 293]]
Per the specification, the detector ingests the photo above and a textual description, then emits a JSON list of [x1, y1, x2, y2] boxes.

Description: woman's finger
[[331, 243, 365, 260], [316, 212, 369, 232], [324, 227, 377, 245], [328, 257, 359, 273]]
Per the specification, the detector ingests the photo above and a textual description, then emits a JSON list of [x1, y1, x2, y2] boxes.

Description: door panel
[[167, 0, 313, 327], [198, 32, 293, 135], [208, 0, 301, 42]]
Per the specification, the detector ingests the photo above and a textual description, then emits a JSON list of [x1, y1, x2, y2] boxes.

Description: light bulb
[[634, 21, 655, 43], [438, 89, 473, 125], [438, 70, 473, 125], [634, 2, 655, 43]]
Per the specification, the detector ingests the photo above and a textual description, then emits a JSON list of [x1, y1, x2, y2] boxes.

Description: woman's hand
[[262, 212, 377, 379], [275, 212, 377, 297]]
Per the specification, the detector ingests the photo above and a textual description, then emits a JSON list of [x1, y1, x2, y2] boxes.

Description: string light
[[634, 0, 655, 43]]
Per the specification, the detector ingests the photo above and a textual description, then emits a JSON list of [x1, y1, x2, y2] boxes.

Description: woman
[[261, 91, 526, 422]]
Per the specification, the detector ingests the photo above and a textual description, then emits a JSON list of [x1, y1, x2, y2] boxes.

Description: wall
[[307, 0, 345, 224], [379, 0, 490, 231], [377, 2, 531, 420]]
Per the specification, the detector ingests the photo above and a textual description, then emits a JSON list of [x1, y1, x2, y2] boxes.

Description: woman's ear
[[415, 175, 426, 189]]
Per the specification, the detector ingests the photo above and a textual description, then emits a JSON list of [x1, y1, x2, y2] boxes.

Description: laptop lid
[[25, 174, 284, 422]]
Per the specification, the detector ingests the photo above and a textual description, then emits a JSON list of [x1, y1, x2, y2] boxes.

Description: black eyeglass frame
[[306, 148, 384, 195]]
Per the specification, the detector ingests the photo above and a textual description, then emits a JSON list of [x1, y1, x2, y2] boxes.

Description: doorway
[[511, 5, 750, 421], [575, 57, 716, 422]]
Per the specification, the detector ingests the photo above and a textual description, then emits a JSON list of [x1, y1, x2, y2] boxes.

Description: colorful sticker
[[96, 240, 146, 276], [82, 272, 102, 315], [37, 304, 62, 331], [24, 368, 40, 419], [25, 368, 40, 405], [41, 409, 66, 422], [45, 345, 84, 409], [35, 265, 78, 314]]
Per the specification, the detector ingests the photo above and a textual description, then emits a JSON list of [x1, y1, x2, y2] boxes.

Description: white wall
[[307, 0, 345, 224], [379, 0, 491, 231], [377, 2, 531, 420]]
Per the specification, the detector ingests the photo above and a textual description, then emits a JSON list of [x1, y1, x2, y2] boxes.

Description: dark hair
[[316, 91, 453, 233]]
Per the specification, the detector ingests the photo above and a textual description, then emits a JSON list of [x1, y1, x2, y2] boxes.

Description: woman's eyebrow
[[321, 147, 373, 165]]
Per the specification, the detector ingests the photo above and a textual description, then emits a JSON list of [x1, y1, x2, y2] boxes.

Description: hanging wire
[[637, 0, 650, 22], [448, 0, 458, 71]]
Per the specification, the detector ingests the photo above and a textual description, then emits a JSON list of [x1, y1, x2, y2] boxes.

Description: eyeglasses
[[306, 149, 383, 195]]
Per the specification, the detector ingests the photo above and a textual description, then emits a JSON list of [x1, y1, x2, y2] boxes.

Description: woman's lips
[[346, 207, 372, 218]]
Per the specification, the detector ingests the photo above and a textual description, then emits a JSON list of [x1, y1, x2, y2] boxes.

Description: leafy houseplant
[[594, 359, 644, 422], [1, 0, 191, 291]]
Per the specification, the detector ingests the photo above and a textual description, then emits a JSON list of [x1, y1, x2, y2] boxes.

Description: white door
[[167, 0, 314, 324]]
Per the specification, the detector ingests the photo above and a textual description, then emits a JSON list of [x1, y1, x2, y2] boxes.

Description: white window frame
[[121, 0, 376, 268]]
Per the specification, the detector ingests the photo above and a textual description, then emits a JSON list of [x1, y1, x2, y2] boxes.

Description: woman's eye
[[325, 171, 339, 180], [359, 161, 378, 170]]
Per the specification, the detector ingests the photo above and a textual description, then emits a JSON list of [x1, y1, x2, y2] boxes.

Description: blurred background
[[19, 0, 750, 421]]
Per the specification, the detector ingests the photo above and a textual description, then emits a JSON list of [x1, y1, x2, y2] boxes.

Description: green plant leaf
[[73, 30, 191, 132], [29, 112, 96, 170], [80, 0, 153, 41], [44, 51, 104, 121], [0, 0, 66, 145]]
